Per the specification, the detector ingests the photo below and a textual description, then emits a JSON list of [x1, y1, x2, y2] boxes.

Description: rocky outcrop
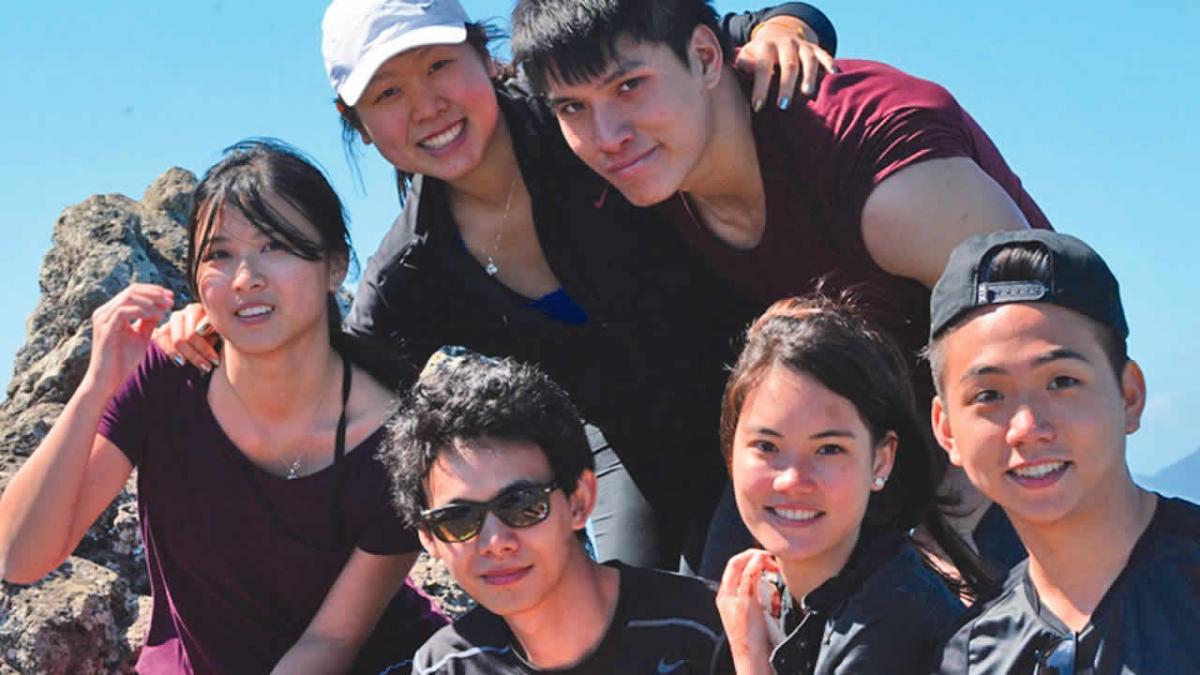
[[0, 169, 197, 672], [0, 558, 141, 674], [0, 169, 469, 673]]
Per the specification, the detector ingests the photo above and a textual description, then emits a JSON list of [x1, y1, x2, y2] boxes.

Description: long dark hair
[[186, 138, 413, 390], [722, 295, 994, 598]]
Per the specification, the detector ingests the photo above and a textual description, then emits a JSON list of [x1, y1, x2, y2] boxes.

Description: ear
[[871, 431, 898, 490], [328, 252, 349, 292], [931, 395, 963, 467], [567, 469, 599, 531], [1119, 359, 1147, 434], [687, 25, 725, 91], [336, 100, 374, 146], [417, 528, 441, 559]]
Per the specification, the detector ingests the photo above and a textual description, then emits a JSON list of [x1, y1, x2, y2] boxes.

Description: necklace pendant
[[485, 257, 499, 276], [286, 460, 301, 480]]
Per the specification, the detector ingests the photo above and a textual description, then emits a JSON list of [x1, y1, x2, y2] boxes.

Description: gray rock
[[0, 557, 139, 674], [0, 169, 195, 670]]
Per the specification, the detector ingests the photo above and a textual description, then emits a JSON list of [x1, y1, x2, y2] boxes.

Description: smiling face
[[194, 197, 342, 355], [730, 365, 895, 573], [352, 43, 501, 183], [418, 438, 594, 619], [544, 29, 721, 206], [931, 303, 1145, 529]]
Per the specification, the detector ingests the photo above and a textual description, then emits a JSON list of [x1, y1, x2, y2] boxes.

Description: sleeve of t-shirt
[[96, 342, 177, 467], [355, 457, 421, 555], [859, 86, 975, 192]]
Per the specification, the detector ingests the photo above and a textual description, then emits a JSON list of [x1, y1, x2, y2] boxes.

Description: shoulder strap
[[334, 353, 351, 462], [331, 353, 352, 546]]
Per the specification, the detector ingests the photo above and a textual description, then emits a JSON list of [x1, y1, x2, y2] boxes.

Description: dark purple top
[[662, 59, 1051, 408], [97, 344, 443, 674]]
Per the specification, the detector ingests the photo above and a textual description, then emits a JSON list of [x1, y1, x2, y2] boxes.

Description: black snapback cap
[[929, 229, 1128, 341]]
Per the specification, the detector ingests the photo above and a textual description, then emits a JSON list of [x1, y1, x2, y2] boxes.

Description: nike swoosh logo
[[657, 658, 687, 673]]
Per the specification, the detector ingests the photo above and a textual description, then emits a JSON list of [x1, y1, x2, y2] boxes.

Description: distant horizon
[[2, 1, 1198, 478]]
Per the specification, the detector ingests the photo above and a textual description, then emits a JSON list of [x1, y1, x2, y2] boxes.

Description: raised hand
[[86, 283, 175, 396], [716, 548, 781, 675]]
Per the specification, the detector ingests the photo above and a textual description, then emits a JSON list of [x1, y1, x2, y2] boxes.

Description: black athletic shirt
[[758, 529, 964, 674], [407, 563, 733, 675], [937, 495, 1200, 674]]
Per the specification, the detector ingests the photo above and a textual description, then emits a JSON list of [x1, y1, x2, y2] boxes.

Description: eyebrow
[[444, 479, 542, 505], [206, 231, 269, 246], [748, 427, 854, 440], [960, 348, 1092, 383], [544, 58, 646, 107], [1033, 348, 1090, 366]]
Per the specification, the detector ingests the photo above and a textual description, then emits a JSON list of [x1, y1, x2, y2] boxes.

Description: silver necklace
[[221, 362, 333, 480], [484, 178, 518, 276]]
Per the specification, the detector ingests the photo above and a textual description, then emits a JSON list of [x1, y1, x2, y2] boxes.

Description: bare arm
[[0, 284, 171, 582], [272, 550, 419, 674], [861, 157, 1031, 289]]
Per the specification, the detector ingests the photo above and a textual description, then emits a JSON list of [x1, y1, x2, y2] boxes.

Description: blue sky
[[1, 1, 1196, 477]]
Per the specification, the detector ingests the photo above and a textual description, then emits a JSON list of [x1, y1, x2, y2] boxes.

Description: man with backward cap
[[928, 229, 1200, 673]]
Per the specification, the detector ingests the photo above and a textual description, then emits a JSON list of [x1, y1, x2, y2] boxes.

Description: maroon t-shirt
[[662, 59, 1051, 397], [97, 344, 444, 674]]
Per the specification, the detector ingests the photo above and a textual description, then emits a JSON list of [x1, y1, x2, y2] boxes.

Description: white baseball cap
[[322, 0, 470, 106]]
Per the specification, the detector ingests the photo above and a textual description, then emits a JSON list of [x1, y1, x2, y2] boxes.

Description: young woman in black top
[[716, 296, 991, 674]]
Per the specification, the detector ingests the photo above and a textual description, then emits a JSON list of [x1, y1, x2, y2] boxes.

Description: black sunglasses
[[420, 481, 559, 543], [1033, 635, 1076, 675]]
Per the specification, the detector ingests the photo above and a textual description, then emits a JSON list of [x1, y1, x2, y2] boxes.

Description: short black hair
[[927, 242, 1130, 394], [510, 0, 729, 95], [383, 351, 593, 528]]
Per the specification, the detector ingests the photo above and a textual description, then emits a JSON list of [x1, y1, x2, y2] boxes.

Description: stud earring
[[872, 476, 887, 490]]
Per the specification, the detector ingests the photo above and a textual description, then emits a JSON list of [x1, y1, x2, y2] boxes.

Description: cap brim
[[339, 24, 467, 106]]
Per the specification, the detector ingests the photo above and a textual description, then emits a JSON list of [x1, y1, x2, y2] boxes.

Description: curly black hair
[[383, 350, 593, 529]]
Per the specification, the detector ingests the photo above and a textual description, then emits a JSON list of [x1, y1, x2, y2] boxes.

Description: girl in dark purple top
[[0, 140, 443, 674]]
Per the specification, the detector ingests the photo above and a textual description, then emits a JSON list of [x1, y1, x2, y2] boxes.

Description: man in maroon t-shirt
[[511, 0, 1050, 571]]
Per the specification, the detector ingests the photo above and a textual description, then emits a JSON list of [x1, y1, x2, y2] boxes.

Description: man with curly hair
[[380, 348, 733, 674]]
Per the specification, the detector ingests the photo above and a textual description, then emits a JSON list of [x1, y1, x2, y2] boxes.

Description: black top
[[765, 530, 964, 674], [408, 563, 733, 675], [343, 4, 836, 521], [973, 502, 1027, 573], [937, 496, 1200, 674], [344, 82, 755, 520]]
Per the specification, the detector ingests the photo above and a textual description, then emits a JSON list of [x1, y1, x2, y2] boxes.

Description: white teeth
[[420, 121, 464, 150], [236, 306, 272, 318], [1012, 462, 1066, 479], [771, 508, 820, 521]]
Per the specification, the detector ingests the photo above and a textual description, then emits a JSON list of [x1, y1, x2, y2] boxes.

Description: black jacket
[[345, 84, 756, 517]]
